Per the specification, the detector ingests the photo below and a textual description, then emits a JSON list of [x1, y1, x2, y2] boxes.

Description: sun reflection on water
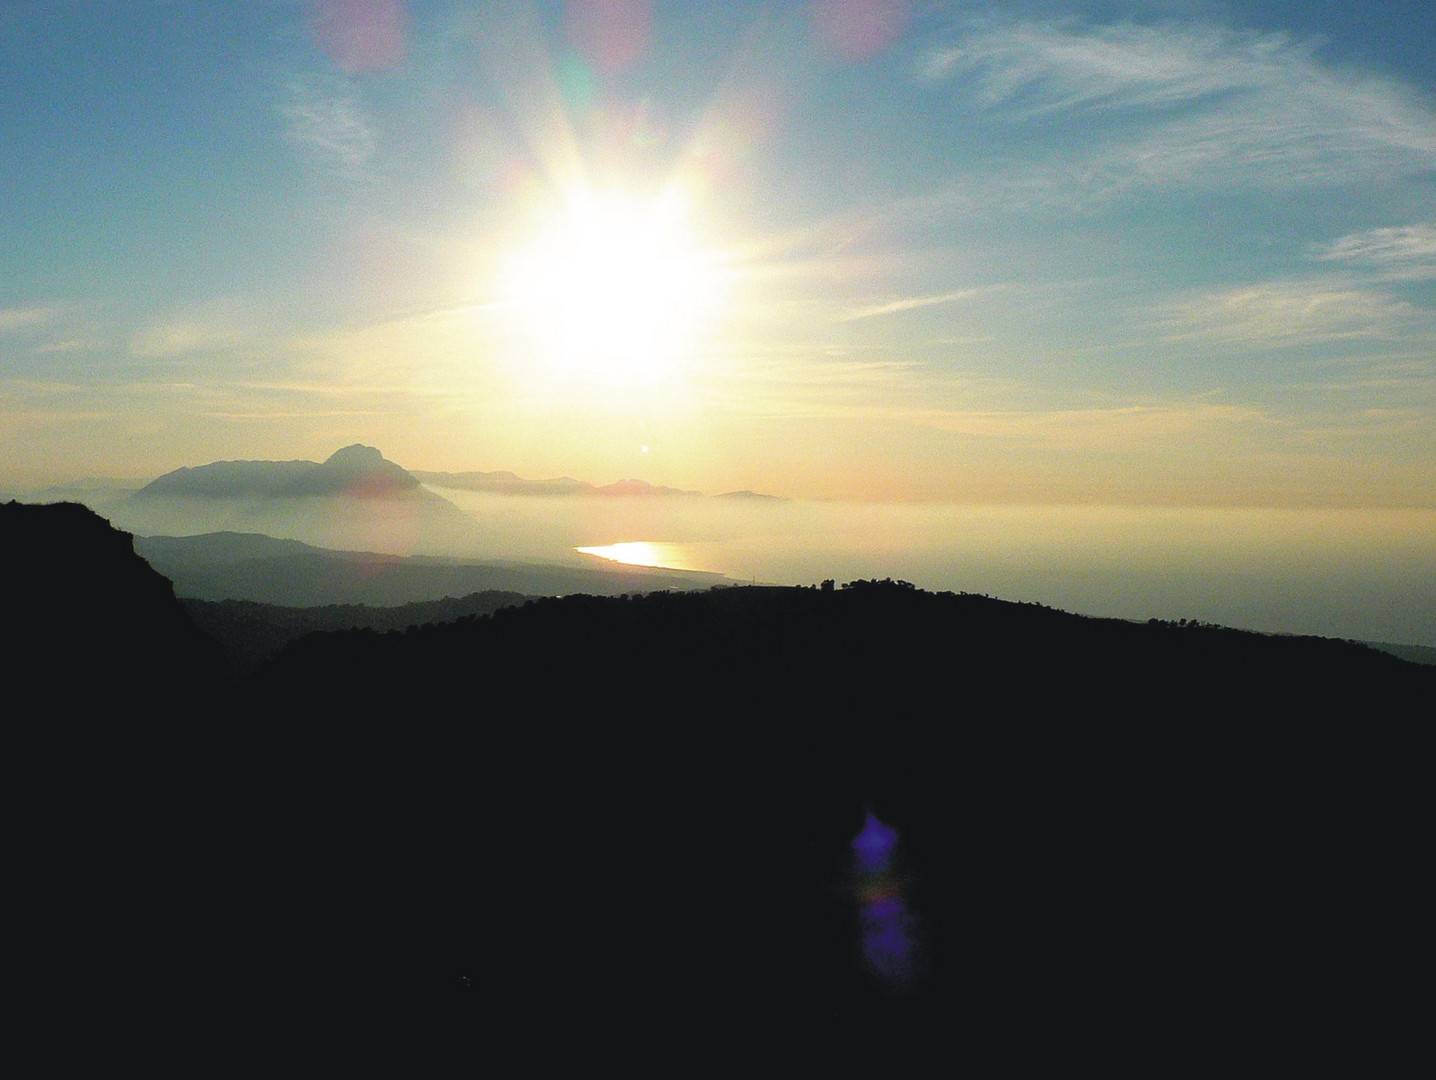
[[575, 541, 702, 571]]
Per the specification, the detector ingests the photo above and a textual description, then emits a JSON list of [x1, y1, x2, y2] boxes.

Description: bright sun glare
[[504, 186, 722, 385], [575, 540, 699, 570]]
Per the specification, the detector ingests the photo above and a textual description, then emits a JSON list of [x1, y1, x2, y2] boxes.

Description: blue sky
[[3, 0, 1433, 506]]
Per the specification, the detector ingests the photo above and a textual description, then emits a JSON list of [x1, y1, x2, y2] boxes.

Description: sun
[[503, 185, 723, 385]]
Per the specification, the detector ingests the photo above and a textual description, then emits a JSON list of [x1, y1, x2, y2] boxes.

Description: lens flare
[[850, 809, 923, 992], [853, 809, 898, 873]]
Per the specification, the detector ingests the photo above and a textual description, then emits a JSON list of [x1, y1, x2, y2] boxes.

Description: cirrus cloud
[[1314, 224, 1436, 280], [279, 71, 377, 178], [1163, 281, 1421, 348], [924, 18, 1436, 194], [0, 304, 65, 334]]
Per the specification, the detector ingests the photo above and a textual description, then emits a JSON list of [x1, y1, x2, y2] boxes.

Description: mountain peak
[[595, 478, 701, 498], [324, 444, 386, 469], [135, 445, 421, 501], [299, 444, 418, 496]]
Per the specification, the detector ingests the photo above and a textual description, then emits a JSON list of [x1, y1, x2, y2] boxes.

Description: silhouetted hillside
[[3, 501, 231, 1042], [242, 580, 1428, 1059], [6, 502, 1426, 1060], [251, 578, 1430, 718], [180, 590, 528, 673], [2, 500, 225, 696]]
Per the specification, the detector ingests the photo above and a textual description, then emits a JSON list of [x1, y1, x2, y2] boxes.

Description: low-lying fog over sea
[[431, 488, 1436, 649]]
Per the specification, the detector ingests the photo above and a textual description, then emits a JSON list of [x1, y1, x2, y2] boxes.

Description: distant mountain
[[115, 445, 475, 554], [594, 478, 702, 497], [1365, 640, 1436, 666], [136, 457, 316, 499], [411, 469, 595, 496], [19, 477, 144, 506], [715, 489, 786, 502], [137, 443, 423, 500], [135, 530, 729, 606], [135, 530, 321, 567]]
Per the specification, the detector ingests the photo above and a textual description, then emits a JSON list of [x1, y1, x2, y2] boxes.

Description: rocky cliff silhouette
[[3, 501, 232, 1051], [3, 500, 225, 697]]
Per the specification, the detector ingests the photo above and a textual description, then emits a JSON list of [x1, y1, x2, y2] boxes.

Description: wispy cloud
[[0, 303, 107, 365], [1164, 281, 1420, 348], [909, 402, 1267, 449], [32, 336, 105, 355], [279, 71, 377, 177], [1314, 224, 1436, 280], [925, 20, 1278, 113], [129, 302, 256, 360], [841, 288, 983, 321], [702, 382, 1270, 453], [0, 304, 64, 334], [924, 19, 1436, 194]]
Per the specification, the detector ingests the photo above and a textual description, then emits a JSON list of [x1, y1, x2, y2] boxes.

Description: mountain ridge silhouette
[[135, 443, 424, 500], [4, 499, 1428, 1063]]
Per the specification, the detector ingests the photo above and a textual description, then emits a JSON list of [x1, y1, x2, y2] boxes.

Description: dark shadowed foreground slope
[[3, 502, 231, 1058], [4, 504, 1428, 1065], [178, 591, 530, 673], [2, 500, 226, 696], [246, 583, 1430, 1063]]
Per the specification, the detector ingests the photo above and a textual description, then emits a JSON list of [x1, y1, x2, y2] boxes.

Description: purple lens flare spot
[[865, 895, 902, 920], [861, 898, 916, 982], [850, 808, 922, 990], [852, 810, 897, 873]]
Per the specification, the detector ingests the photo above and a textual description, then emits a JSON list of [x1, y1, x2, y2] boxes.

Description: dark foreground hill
[[251, 577, 1431, 717], [5, 503, 1429, 1064], [242, 582, 1429, 1062], [2, 500, 226, 697], [177, 591, 530, 673]]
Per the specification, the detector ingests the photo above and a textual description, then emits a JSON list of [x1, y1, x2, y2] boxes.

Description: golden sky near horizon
[[3, 2, 1433, 507]]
